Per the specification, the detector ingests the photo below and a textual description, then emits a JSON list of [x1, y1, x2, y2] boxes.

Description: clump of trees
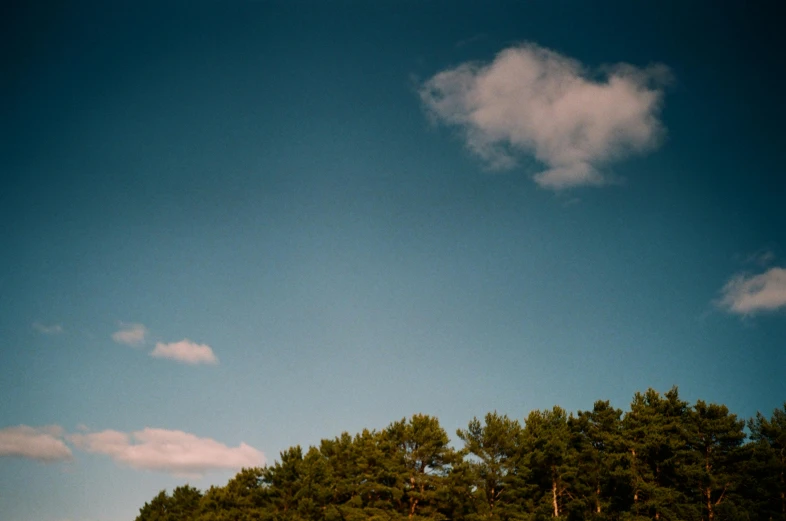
[[135, 388, 786, 521]]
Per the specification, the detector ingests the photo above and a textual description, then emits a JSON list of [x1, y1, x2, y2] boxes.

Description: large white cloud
[[718, 267, 786, 315], [112, 323, 148, 346], [150, 339, 218, 364], [420, 43, 670, 189], [0, 425, 73, 462], [70, 428, 263, 477]]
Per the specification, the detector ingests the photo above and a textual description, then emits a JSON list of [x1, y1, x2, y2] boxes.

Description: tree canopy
[[135, 389, 786, 521]]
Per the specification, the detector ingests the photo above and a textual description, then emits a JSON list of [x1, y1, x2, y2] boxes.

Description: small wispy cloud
[[150, 339, 218, 365], [741, 249, 776, 267], [70, 428, 262, 477], [33, 322, 64, 335], [112, 323, 148, 346], [455, 33, 487, 48], [717, 267, 786, 316], [0, 425, 73, 462], [420, 43, 670, 189]]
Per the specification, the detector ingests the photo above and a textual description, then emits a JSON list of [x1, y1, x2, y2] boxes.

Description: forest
[[135, 388, 786, 521]]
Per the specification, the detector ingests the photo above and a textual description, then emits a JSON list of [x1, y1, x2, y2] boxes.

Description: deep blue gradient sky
[[2, 2, 785, 520]]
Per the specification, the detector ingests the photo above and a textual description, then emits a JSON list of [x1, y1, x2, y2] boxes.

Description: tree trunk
[[706, 448, 714, 521], [706, 487, 714, 521], [781, 449, 785, 517], [408, 476, 418, 519], [631, 448, 639, 508], [552, 468, 559, 518]]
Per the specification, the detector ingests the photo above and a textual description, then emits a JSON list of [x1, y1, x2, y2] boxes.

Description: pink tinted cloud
[[0, 425, 73, 462], [420, 43, 670, 189], [718, 267, 786, 315], [112, 323, 148, 346], [150, 339, 218, 365], [70, 428, 263, 477]]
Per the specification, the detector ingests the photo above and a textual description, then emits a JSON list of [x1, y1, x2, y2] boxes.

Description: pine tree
[[748, 403, 786, 521], [622, 387, 692, 521], [129, 391, 786, 521], [457, 412, 523, 520], [521, 406, 578, 519], [382, 414, 458, 520], [571, 400, 628, 519], [683, 401, 747, 521]]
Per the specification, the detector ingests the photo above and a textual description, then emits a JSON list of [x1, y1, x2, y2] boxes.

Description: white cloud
[[420, 43, 670, 189], [718, 267, 786, 315], [150, 339, 218, 365], [112, 323, 148, 346], [70, 428, 263, 477], [0, 425, 73, 462], [33, 322, 64, 335]]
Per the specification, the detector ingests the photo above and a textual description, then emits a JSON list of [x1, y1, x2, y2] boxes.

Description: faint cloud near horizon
[[111, 323, 148, 346], [419, 42, 671, 189], [1, 424, 262, 477], [0, 425, 73, 462], [69, 427, 262, 477], [32, 322, 64, 335]]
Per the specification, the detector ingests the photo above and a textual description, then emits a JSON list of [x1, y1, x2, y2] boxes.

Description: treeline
[[136, 388, 786, 521]]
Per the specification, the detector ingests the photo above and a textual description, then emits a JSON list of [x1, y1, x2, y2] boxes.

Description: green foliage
[[136, 485, 202, 521], [520, 406, 578, 519], [622, 387, 693, 521], [134, 391, 786, 521], [747, 403, 786, 521], [684, 401, 747, 521], [456, 412, 522, 520], [570, 400, 628, 519]]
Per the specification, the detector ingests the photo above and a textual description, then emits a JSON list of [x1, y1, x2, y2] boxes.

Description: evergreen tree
[[622, 387, 692, 521], [262, 446, 308, 518], [129, 390, 786, 521], [456, 412, 523, 520], [571, 400, 628, 520], [520, 406, 578, 519], [136, 486, 202, 521], [683, 401, 747, 521], [197, 468, 268, 520], [383, 414, 459, 520], [136, 490, 173, 521], [748, 403, 786, 521], [318, 431, 368, 520]]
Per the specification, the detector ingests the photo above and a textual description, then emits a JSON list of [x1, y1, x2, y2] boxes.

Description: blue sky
[[1, 1, 784, 520]]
